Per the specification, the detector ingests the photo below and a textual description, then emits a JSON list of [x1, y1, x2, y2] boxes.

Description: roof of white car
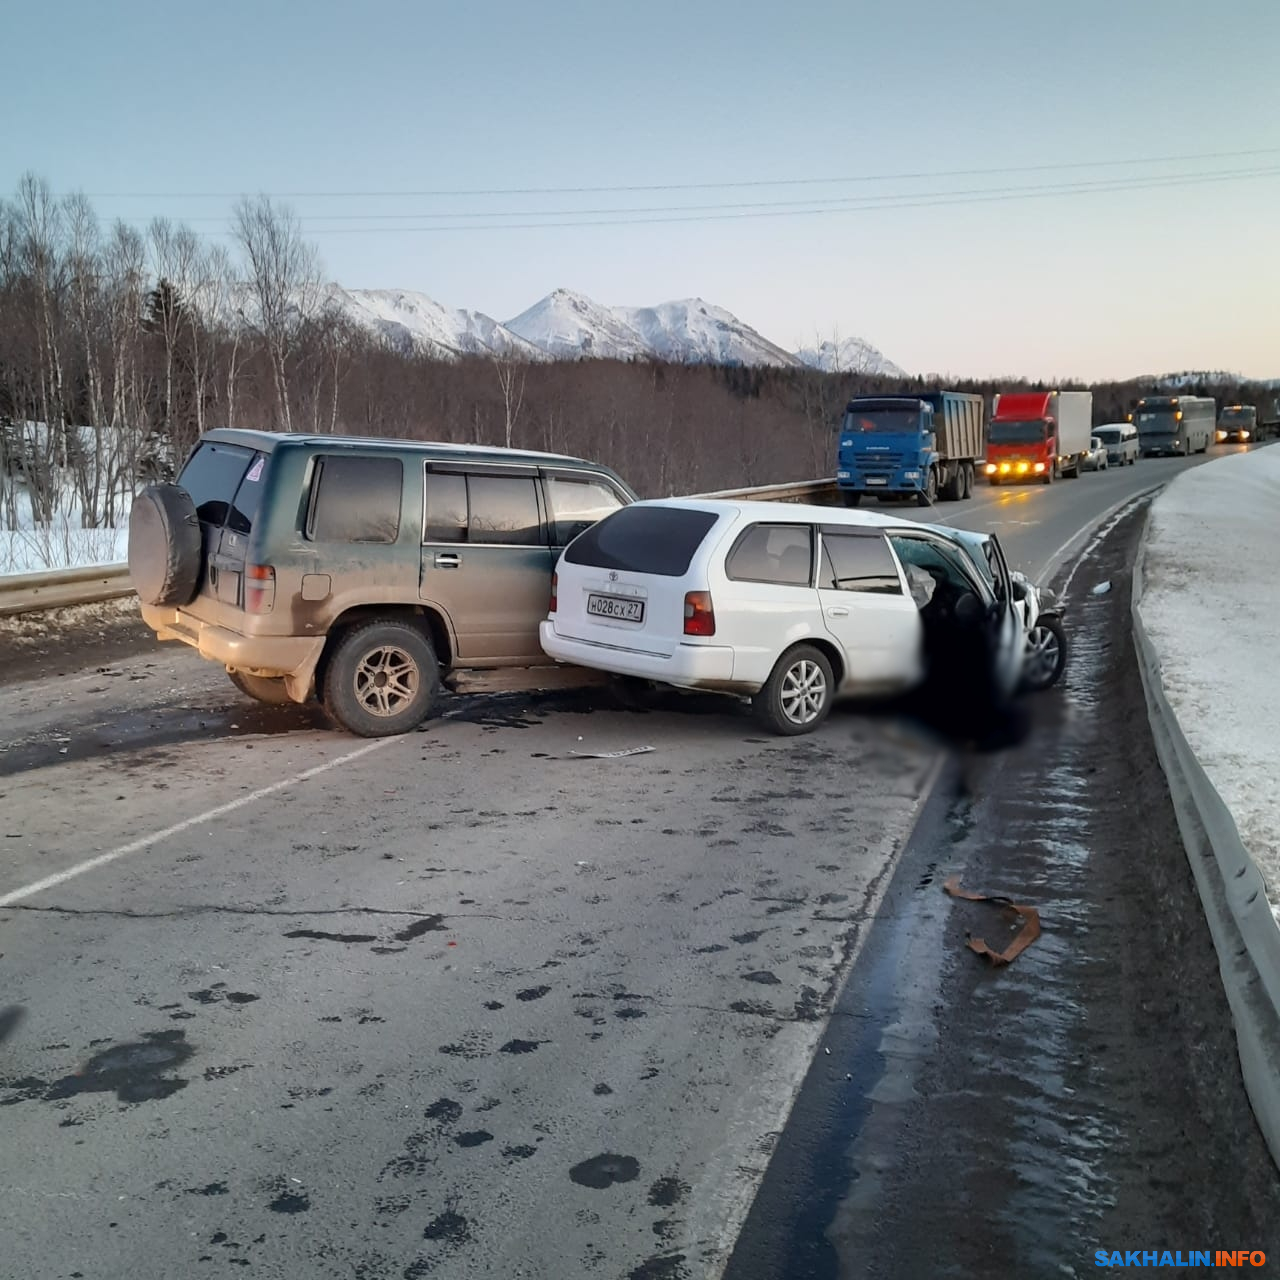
[[634, 497, 911, 529]]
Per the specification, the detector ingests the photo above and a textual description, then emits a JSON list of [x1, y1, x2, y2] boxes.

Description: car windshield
[[1219, 409, 1253, 424], [842, 406, 921, 434], [1094, 428, 1120, 443], [989, 420, 1046, 444]]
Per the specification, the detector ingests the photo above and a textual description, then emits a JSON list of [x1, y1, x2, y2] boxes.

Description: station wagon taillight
[[683, 591, 715, 637], [245, 564, 276, 614], [549, 572, 557, 613]]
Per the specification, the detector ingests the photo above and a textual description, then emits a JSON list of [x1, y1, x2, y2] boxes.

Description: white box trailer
[[1055, 391, 1093, 476]]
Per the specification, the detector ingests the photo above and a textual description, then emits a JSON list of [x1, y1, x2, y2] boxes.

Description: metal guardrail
[[0, 479, 840, 618], [0, 562, 133, 618]]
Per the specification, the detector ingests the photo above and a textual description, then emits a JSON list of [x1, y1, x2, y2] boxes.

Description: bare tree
[[231, 195, 321, 432], [491, 349, 527, 448]]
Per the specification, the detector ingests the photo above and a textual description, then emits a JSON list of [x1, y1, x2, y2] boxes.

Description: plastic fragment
[[942, 876, 1041, 966]]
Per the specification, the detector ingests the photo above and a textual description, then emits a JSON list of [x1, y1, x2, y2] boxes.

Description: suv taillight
[[683, 591, 715, 637], [549, 572, 557, 613], [246, 564, 275, 614]]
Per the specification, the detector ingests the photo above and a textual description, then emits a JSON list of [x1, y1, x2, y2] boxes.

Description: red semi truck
[[985, 390, 1093, 485]]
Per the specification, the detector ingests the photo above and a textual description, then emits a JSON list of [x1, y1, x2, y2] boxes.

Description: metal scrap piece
[[942, 875, 1041, 966]]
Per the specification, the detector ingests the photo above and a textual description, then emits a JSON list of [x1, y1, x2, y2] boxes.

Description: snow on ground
[[1140, 446, 1280, 915], [1, 478, 131, 576]]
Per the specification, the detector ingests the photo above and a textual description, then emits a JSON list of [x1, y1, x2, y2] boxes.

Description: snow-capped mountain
[[503, 289, 802, 367], [315, 281, 905, 373], [321, 285, 542, 360], [795, 336, 906, 378], [503, 289, 652, 362]]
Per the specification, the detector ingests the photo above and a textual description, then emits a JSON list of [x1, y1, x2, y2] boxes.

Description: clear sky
[[4, 0, 1278, 381]]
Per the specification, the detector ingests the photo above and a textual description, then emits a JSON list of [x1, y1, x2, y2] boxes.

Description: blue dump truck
[[835, 392, 987, 507]]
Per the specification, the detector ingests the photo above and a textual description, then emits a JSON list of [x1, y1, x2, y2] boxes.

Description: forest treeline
[[1, 171, 1269, 527]]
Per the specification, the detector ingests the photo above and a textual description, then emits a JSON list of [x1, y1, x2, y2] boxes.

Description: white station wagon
[[540, 499, 1025, 735]]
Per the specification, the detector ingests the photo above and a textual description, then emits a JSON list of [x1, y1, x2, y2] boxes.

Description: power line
[[67, 145, 1280, 200], [139, 163, 1280, 225], [167, 166, 1280, 236]]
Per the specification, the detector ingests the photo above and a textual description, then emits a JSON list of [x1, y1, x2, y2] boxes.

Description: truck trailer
[[1131, 396, 1214, 457], [835, 392, 986, 507], [985, 390, 1093, 484]]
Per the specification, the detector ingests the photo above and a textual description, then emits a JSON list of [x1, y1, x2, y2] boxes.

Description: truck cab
[[835, 392, 984, 508], [985, 389, 1093, 484]]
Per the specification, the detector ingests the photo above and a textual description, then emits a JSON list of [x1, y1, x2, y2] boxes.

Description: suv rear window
[[179, 442, 262, 530], [308, 455, 403, 543], [564, 505, 718, 578]]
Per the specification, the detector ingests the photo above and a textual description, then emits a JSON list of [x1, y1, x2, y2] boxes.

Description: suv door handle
[[433, 552, 461, 568], [827, 606, 850, 617]]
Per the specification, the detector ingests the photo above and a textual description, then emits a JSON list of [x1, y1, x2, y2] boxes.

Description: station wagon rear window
[[307, 455, 403, 543], [564, 505, 718, 577], [726, 524, 813, 586]]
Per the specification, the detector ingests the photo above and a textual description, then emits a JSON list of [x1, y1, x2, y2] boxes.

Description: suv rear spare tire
[[322, 619, 441, 737], [128, 484, 202, 607]]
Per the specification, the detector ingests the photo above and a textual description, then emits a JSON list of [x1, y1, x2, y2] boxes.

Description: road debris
[[566, 746, 656, 759], [942, 876, 1041, 966], [1091, 581, 1111, 595]]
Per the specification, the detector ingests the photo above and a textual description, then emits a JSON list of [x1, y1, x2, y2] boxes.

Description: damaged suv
[[128, 429, 635, 736]]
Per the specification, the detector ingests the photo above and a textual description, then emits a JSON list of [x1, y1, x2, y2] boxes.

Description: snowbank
[[1140, 446, 1280, 916]]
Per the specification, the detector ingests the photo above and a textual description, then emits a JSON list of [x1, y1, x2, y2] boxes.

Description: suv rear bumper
[[539, 622, 745, 691], [141, 604, 325, 701]]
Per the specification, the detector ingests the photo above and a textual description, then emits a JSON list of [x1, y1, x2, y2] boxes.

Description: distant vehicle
[[1082, 437, 1109, 472], [1258, 394, 1280, 441], [1092, 423, 1139, 466], [540, 499, 1025, 736], [1130, 395, 1214, 456], [985, 390, 1093, 484], [128, 429, 636, 737], [835, 392, 986, 507], [1216, 404, 1256, 444]]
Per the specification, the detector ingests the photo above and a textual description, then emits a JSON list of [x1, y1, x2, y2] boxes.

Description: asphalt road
[[723, 492, 1280, 1280], [0, 445, 1267, 1279]]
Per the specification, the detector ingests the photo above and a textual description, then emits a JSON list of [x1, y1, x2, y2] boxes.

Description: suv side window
[[307, 455, 403, 543], [466, 475, 543, 546], [819, 532, 903, 594], [726, 524, 813, 586], [547, 475, 625, 546], [424, 472, 468, 543]]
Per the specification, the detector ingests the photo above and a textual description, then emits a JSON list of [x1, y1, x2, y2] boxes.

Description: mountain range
[[318, 284, 906, 376]]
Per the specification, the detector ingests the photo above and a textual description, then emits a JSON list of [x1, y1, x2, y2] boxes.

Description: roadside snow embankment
[[1140, 446, 1280, 917]]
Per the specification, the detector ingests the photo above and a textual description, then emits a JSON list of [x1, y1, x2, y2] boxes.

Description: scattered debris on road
[[566, 746, 656, 759], [942, 875, 1041, 966], [1091, 581, 1112, 595]]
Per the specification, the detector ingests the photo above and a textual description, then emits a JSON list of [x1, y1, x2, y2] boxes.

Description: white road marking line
[[0, 737, 396, 907]]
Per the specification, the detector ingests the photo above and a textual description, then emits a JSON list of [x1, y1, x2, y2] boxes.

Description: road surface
[[0, 446, 1272, 1279]]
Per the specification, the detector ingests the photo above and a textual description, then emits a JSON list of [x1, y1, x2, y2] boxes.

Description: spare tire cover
[[128, 484, 203, 607]]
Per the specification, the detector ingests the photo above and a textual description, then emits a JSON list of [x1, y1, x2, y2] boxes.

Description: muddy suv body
[[128, 429, 635, 735]]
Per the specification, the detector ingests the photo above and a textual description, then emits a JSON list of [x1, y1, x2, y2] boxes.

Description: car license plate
[[587, 593, 645, 623], [866, 477, 887, 485]]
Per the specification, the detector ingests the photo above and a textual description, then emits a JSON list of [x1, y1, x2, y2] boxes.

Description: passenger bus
[[1130, 395, 1215, 457]]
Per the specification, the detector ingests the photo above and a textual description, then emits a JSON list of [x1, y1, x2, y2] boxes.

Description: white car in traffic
[[540, 499, 1026, 735]]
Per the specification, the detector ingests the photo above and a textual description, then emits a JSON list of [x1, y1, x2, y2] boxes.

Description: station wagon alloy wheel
[[753, 644, 835, 737], [355, 645, 420, 717], [1022, 616, 1067, 691], [781, 659, 828, 726]]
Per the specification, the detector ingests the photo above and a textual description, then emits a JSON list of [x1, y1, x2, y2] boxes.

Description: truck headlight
[[1033, 462, 1045, 472], [985, 463, 996, 474], [836, 470, 850, 479], [903, 470, 920, 480], [999, 463, 1011, 473], [1016, 462, 1029, 473], [1242, 430, 1250, 440]]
